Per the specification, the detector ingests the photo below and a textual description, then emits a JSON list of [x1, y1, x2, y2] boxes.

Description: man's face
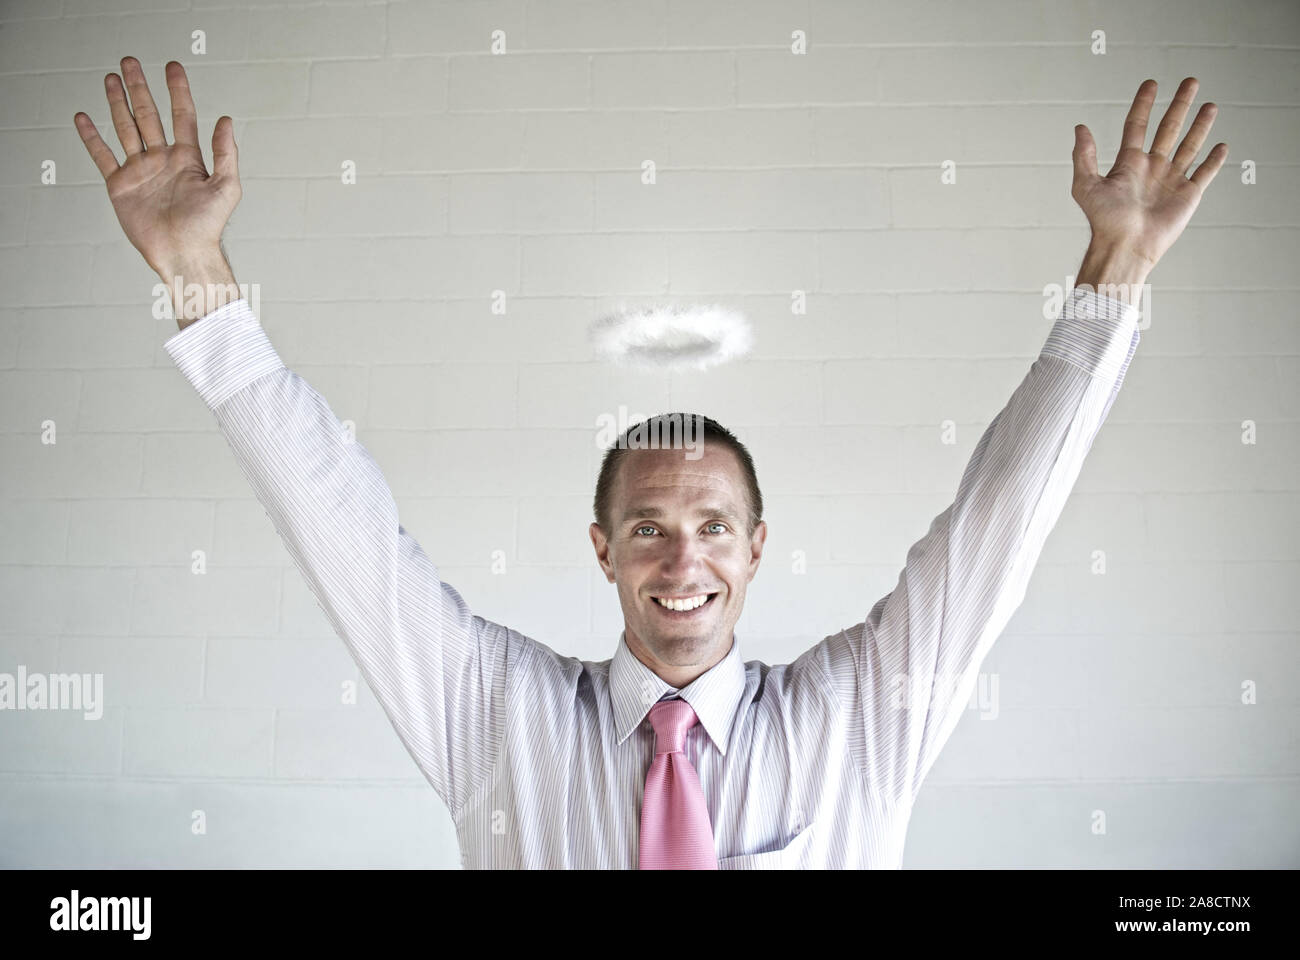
[[589, 442, 767, 686]]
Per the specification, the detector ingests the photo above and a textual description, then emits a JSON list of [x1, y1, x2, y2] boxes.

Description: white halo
[[589, 303, 753, 372]]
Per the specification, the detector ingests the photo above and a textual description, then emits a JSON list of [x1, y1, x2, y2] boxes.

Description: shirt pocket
[[717, 821, 816, 870]]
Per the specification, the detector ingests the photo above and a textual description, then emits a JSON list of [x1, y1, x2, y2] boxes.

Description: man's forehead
[[619, 448, 740, 490], [613, 448, 748, 524], [634, 470, 732, 490]]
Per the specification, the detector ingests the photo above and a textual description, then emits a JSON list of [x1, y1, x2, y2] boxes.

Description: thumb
[[1071, 123, 1099, 193], [211, 115, 239, 182]]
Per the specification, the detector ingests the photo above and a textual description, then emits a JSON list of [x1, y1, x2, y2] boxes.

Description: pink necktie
[[638, 698, 718, 869]]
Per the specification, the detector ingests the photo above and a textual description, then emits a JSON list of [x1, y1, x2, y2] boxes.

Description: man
[[75, 58, 1226, 868]]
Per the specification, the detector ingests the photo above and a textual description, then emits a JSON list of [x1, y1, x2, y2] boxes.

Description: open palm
[[73, 58, 240, 277], [1071, 77, 1227, 270]]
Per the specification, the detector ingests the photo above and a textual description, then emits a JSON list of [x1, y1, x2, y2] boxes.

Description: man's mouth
[[651, 592, 719, 615]]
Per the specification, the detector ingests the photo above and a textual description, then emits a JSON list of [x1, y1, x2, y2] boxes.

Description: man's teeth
[[654, 594, 711, 612]]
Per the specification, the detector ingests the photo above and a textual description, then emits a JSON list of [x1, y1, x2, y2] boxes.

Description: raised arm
[[818, 77, 1227, 805], [75, 57, 523, 815]]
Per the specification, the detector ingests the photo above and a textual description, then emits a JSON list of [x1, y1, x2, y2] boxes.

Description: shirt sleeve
[[164, 298, 521, 819], [819, 286, 1141, 806]]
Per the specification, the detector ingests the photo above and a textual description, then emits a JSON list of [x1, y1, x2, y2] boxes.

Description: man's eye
[[634, 523, 727, 537]]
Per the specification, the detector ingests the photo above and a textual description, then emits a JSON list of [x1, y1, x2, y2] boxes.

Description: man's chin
[[641, 627, 717, 661]]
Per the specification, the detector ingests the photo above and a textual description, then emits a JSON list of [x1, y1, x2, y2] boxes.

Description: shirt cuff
[[163, 298, 285, 410], [1039, 286, 1141, 382]]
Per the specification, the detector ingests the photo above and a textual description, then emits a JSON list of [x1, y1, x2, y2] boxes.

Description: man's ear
[[590, 522, 616, 583], [747, 520, 768, 580]]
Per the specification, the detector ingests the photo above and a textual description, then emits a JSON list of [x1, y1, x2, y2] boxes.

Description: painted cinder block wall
[[0, 0, 1296, 867]]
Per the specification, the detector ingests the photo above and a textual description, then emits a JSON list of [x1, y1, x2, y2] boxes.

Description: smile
[[652, 593, 718, 613]]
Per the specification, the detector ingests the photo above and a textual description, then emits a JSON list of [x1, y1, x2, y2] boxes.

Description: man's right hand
[[75, 56, 241, 320]]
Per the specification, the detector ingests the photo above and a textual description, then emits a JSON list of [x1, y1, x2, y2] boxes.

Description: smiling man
[[591, 427, 766, 691], [75, 58, 1226, 868]]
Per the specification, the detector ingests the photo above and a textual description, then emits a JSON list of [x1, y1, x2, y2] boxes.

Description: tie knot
[[647, 698, 698, 754]]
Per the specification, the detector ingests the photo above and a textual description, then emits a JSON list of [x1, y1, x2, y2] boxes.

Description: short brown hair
[[593, 412, 763, 538]]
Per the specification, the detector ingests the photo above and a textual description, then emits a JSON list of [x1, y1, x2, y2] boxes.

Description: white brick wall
[[0, 0, 1296, 869]]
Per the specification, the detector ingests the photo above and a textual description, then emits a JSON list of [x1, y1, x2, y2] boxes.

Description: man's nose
[[661, 534, 706, 572]]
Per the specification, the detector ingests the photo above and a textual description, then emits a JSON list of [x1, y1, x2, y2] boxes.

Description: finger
[[1120, 78, 1158, 152], [104, 72, 144, 157], [212, 115, 239, 181], [1072, 123, 1099, 185], [1150, 76, 1199, 159], [1188, 142, 1229, 191], [166, 60, 200, 148], [1170, 101, 1219, 177], [120, 56, 167, 150], [73, 111, 120, 180]]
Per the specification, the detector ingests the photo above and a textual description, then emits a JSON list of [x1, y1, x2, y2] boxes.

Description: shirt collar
[[610, 628, 747, 756]]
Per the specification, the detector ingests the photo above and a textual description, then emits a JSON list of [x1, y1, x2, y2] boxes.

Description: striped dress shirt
[[164, 285, 1141, 869]]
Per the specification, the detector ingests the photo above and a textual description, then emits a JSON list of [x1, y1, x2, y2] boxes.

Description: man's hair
[[593, 412, 764, 539]]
